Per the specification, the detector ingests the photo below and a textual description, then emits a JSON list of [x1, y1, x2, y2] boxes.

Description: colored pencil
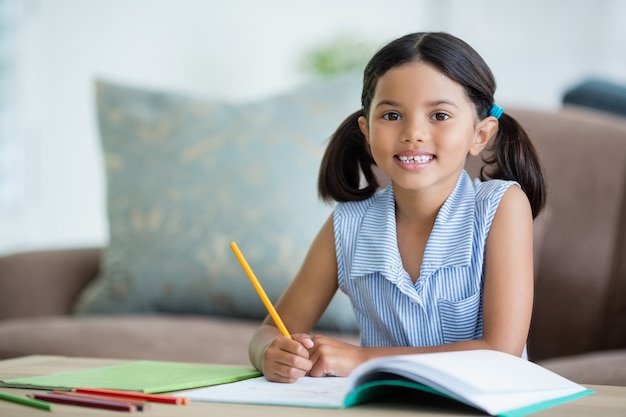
[[52, 390, 148, 410], [0, 391, 53, 411], [31, 392, 137, 412], [230, 241, 292, 339], [74, 387, 189, 405]]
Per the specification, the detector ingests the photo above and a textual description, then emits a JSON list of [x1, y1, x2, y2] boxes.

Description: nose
[[401, 116, 428, 142]]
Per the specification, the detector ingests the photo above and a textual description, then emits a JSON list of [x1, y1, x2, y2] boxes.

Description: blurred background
[[1, 0, 625, 254]]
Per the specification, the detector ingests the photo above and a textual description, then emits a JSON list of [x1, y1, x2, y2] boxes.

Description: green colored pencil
[[0, 391, 53, 411]]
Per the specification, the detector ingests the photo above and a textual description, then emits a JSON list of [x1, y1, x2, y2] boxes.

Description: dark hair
[[317, 32, 546, 218]]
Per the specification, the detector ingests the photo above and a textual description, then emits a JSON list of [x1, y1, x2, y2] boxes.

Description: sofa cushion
[[0, 316, 361, 364], [563, 78, 626, 117], [73, 76, 362, 333], [538, 350, 626, 386], [0, 248, 101, 319], [0, 316, 274, 365], [512, 107, 626, 360]]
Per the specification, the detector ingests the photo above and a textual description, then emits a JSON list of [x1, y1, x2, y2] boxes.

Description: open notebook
[[175, 350, 592, 417]]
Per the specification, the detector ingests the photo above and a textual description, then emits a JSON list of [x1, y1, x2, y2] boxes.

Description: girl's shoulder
[[466, 176, 523, 233], [471, 176, 519, 203]]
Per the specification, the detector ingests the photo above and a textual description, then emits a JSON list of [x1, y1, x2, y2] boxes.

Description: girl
[[249, 32, 546, 383]]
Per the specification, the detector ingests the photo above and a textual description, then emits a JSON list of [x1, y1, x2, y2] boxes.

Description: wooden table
[[1, 355, 625, 416]]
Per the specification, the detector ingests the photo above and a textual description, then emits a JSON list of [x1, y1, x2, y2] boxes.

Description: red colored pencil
[[52, 391, 148, 410], [31, 392, 137, 412], [74, 387, 189, 405]]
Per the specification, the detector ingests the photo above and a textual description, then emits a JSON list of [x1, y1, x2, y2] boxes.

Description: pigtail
[[318, 109, 379, 203], [479, 113, 547, 218]]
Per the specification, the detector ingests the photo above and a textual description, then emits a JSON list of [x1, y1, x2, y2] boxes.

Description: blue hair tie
[[489, 104, 504, 119]]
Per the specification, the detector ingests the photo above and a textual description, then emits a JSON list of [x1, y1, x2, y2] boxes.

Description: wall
[[1, 0, 625, 254]]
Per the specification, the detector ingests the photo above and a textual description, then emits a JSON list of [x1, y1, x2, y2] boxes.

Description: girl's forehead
[[373, 62, 467, 102]]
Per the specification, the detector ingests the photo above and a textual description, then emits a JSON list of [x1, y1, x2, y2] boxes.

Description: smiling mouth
[[396, 155, 434, 164]]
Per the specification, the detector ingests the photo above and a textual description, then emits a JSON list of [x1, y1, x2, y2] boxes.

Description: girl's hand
[[262, 333, 314, 383], [307, 335, 364, 377]]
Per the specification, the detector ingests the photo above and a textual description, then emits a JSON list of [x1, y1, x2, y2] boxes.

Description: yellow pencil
[[230, 242, 292, 339]]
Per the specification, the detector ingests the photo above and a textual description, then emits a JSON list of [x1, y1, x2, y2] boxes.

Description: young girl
[[249, 32, 546, 383]]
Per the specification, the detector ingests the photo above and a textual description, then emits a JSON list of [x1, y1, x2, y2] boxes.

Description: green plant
[[297, 34, 375, 79]]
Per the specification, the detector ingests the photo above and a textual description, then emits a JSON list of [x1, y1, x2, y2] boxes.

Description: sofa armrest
[[0, 248, 102, 320]]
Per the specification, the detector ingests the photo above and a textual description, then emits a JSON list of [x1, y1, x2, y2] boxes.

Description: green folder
[[0, 360, 261, 393]]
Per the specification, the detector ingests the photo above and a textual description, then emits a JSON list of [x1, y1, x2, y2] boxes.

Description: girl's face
[[358, 62, 497, 197]]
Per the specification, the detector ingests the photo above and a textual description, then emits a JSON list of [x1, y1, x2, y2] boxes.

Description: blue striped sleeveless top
[[334, 170, 516, 348]]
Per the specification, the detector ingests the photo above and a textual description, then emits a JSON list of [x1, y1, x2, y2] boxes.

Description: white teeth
[[398, 155, 433, 163]]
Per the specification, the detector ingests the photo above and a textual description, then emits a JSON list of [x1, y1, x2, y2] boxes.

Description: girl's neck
[[392, 185, 447, 226], [391, 167, 465, 224], [392, 182, 455, 283], [394, 198, 436, 283]]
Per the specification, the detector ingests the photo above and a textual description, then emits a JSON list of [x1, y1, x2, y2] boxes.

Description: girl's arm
[[476, 184, 534, 355], [248, 215, 340, 382], [252, 186, 533, 380], [306, 186, 534, 374]]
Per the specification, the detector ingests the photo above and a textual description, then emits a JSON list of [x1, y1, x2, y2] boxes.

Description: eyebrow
[[374, 99, 401, 108], [374, 99, 459, 109], [428, 100, 458, 108]]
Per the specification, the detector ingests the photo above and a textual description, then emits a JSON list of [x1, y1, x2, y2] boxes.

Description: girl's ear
[[358, 115, 370, 144], [469, 117, 499, 156]]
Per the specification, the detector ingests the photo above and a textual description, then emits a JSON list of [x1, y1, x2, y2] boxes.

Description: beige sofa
[[1, 105, 625, 385]]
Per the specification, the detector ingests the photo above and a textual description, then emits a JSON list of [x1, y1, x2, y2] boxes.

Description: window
[[0, 0, 40, 251], [0, 0, 20, 213]]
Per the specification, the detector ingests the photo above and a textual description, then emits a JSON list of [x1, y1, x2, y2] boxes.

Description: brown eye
[[431, 112, 450, 121], [383, 112, 401, 121]]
